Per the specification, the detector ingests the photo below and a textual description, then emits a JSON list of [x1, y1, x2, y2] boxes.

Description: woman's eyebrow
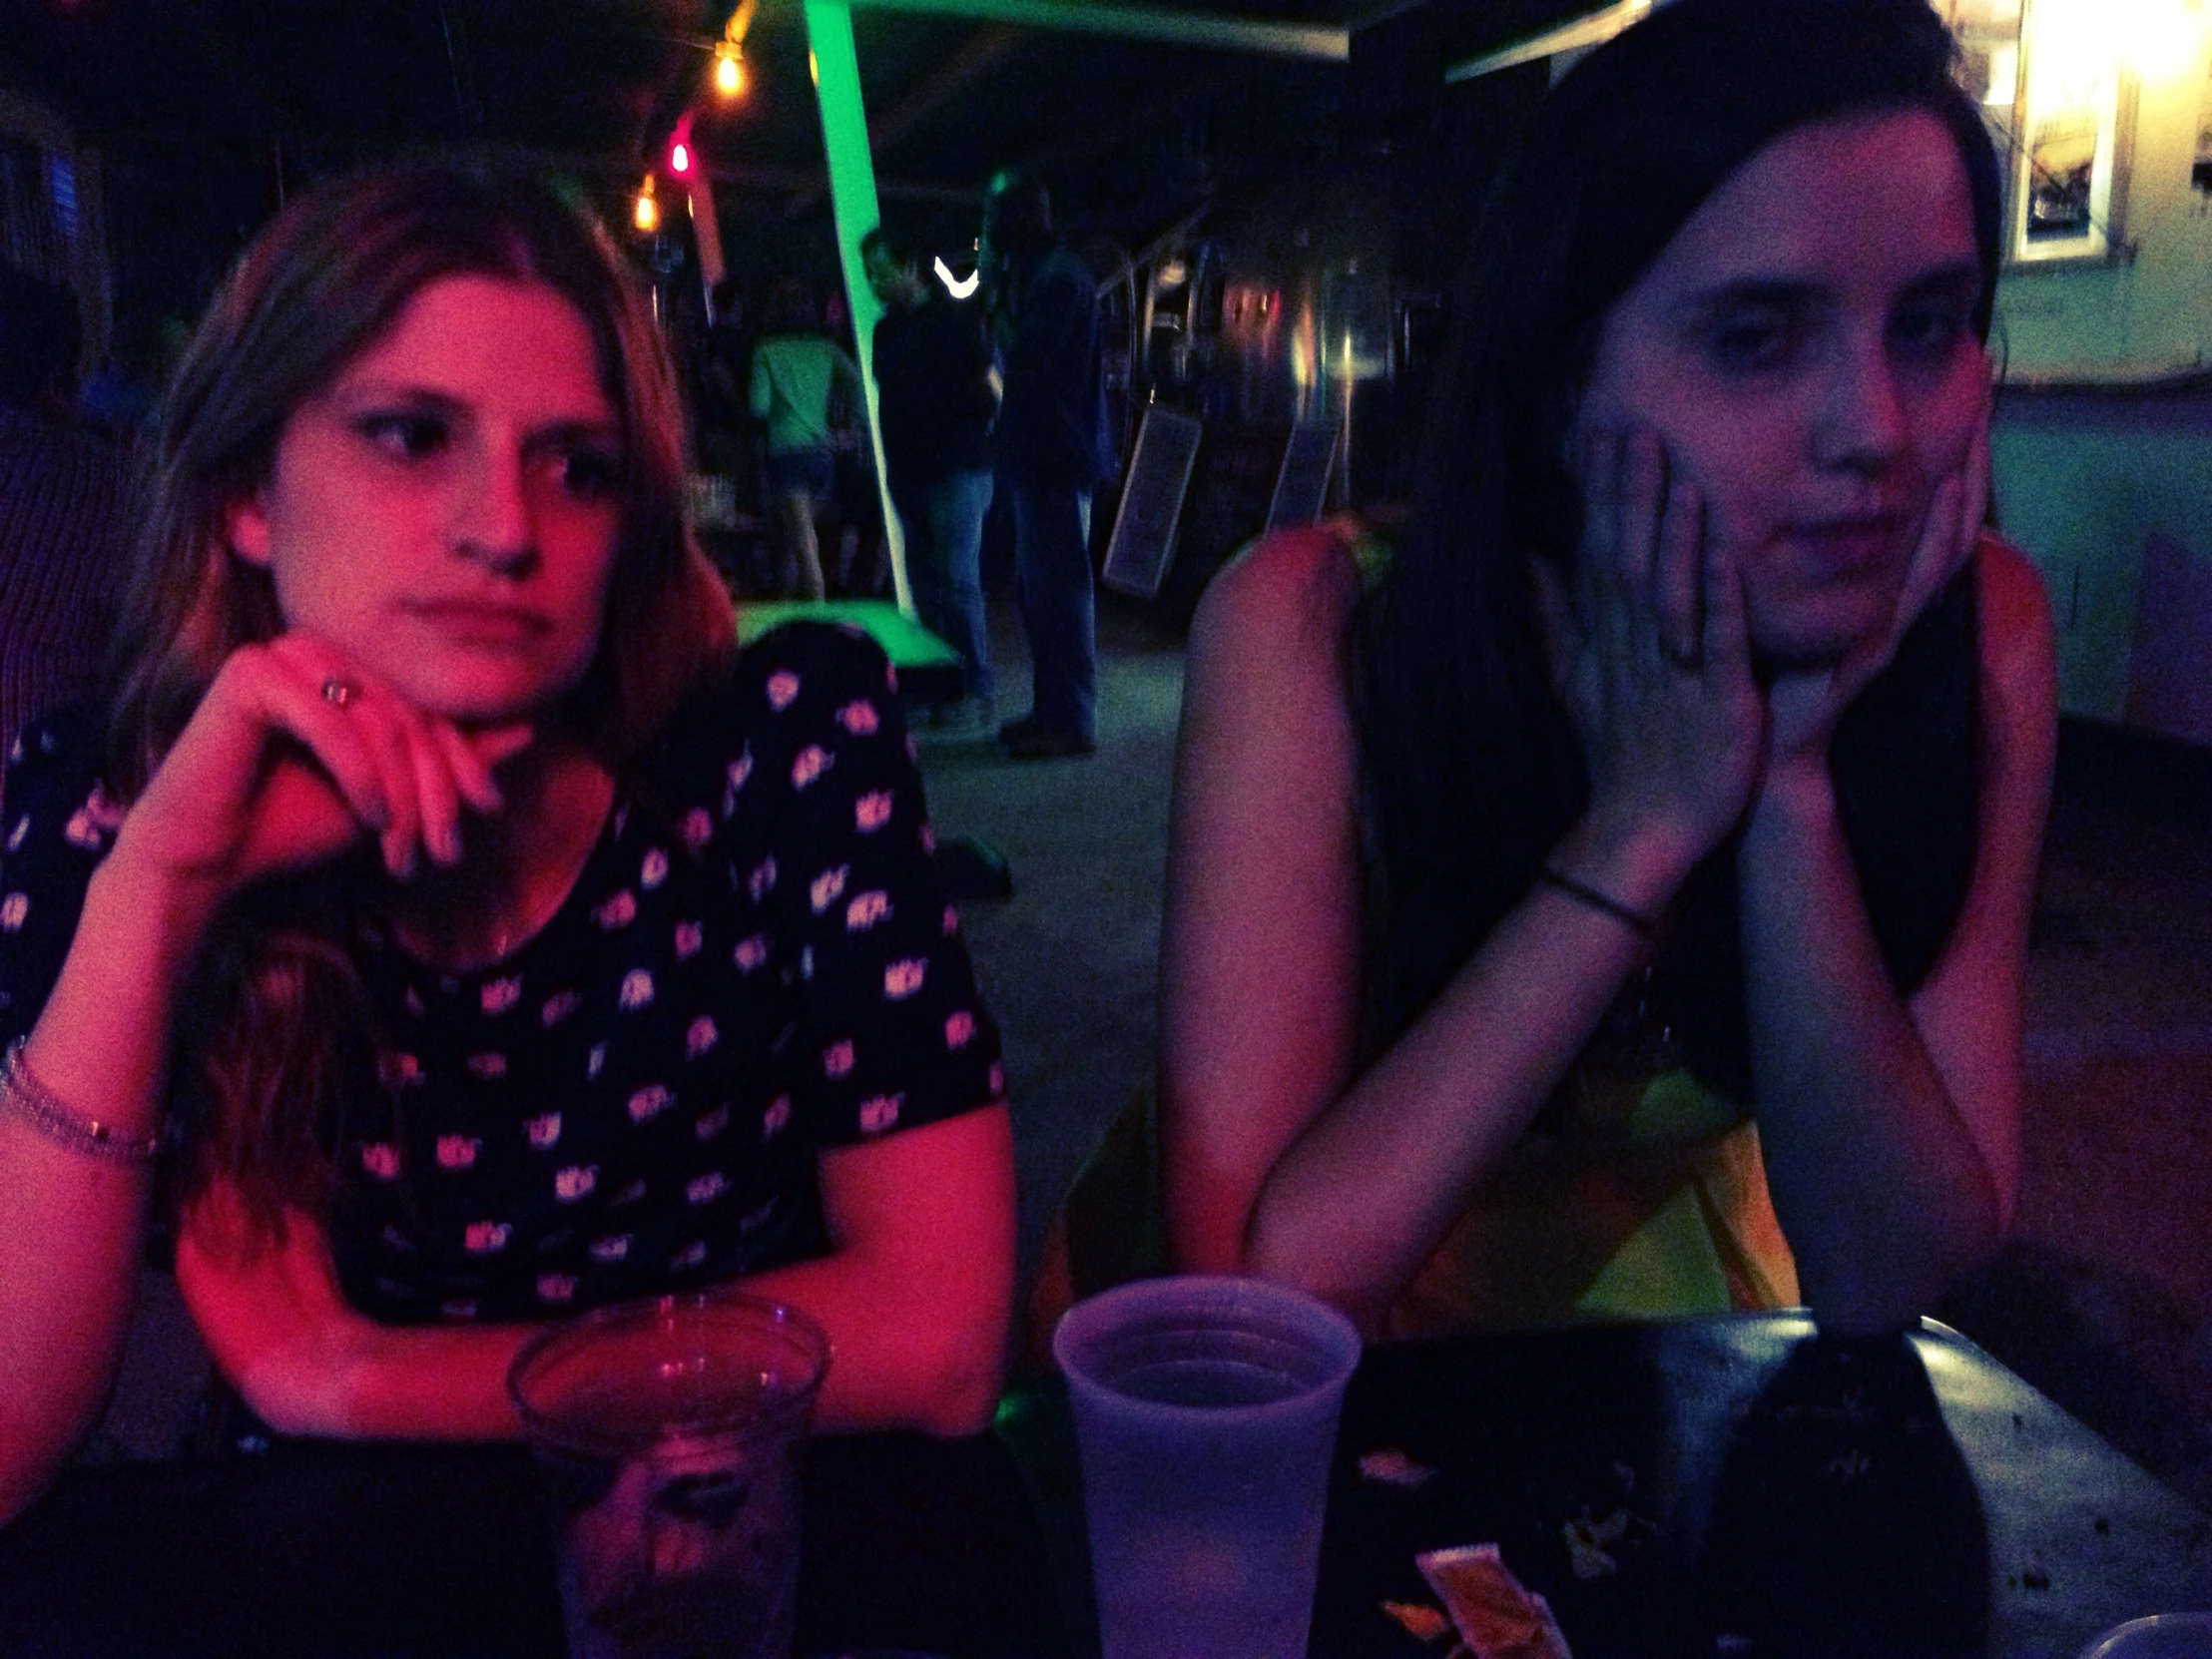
[[1669, 277, 1824, 323], [1896, 261, 1983, 305], [327, 380, 468, 410], [526, 415, 623, 444]]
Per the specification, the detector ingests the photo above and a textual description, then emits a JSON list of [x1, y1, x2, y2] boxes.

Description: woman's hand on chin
[[109, 632, 534, 904], [1546, 425, 1767, 876], [1763, 412, 1989, 786]]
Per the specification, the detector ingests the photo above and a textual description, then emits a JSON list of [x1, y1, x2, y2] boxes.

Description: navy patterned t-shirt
[[0, 622, 1006, 1325]]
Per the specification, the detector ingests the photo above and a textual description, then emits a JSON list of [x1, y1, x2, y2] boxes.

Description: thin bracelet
[[1536, 866, 1659, 942], [0, 1039, 162, 1166]]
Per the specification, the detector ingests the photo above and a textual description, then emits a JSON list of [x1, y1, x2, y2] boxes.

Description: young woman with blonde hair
[[0, 163, 1013, 1518]]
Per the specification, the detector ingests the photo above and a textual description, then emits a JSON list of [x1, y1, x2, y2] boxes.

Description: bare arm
[[1742, 539, 2052, 1329], [0, 855, 204, 1521], [0, 639, 518, 1518], [1162, 449, 1762, 1331], [178, 1105, 1018, 1440]]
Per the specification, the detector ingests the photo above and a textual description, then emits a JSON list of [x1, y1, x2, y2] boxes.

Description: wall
[[1987, 5, 2212, 737]]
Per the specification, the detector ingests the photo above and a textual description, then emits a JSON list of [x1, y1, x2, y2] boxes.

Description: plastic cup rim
[[2079, 1613, 2212, 1658], [1052, 1272, 1364, 1415], [507, 1288, 831, 1458]]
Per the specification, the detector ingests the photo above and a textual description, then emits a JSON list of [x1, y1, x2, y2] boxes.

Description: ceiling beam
[[841, 0, 1351, 61], [1443, 0, 1649, 84]]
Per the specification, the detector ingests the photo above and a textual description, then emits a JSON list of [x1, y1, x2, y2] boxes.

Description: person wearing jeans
[[903, 467, 997, 717], [979, 179, 1115, 759], [863, 229, 999, 722]]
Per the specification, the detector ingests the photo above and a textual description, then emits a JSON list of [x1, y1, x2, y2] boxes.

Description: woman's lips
[[1782, 513, 1909, 572], [406, 600, 551, 646]]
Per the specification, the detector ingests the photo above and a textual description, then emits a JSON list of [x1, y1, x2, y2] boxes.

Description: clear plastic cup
[[1053, 1274, 1364, 1659], [2079, 1615, 2212, 1658], [509, 1292, 830, 1659]]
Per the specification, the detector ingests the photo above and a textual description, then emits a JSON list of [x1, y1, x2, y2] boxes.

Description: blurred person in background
[[979, 179, 1113, 761], [862, 227, 997, 728], [750, 277, 862, 601]]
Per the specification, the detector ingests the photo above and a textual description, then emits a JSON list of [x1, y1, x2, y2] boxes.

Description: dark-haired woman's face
[[1576, 109, 1987, 671]]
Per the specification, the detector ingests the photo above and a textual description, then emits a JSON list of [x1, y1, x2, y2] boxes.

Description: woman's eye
[[1891, 301, 1970, 361], [358, 413, 450, 459], [1704, 311, 1796, 373], [553, 447, 623, 500]]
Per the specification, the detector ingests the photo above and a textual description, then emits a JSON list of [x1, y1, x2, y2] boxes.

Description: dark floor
[[95, 588, 2212, 1522], [926, 591, 2212, 1516]]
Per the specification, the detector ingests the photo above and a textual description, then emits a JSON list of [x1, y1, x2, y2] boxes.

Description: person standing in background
[[750, 278, 862, 601], [861, 228, 998, 728], [981, 180, 1113, 760]]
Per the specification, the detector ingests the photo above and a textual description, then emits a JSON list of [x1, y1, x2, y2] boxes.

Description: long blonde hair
[[114, 161, 735, 1247]]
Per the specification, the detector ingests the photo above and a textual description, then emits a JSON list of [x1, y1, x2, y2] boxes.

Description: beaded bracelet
[[0, 1039, 162, 1166], [1536, 866, 1659, 942]]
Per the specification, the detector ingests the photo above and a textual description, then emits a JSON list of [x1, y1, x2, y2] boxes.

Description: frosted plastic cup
[[1053, 1274, 1364, 1659], [509, 1292, 830, 1659], [2080, 1615, 2212, 1658]]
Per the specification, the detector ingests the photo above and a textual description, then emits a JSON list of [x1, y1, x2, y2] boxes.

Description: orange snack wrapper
[[1415, 1543, 1572, 1659]]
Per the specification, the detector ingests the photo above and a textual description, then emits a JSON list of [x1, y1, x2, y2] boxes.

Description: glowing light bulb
[[715, 44, 746, 97], [634, 178, 660, 235], [671, 141, 692, 175]]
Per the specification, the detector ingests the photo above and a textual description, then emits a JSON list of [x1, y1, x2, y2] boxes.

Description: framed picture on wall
[[1940, 0, 2136, 266]]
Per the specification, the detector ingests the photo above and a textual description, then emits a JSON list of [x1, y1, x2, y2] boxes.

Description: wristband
[[0, 1039, 163, 1166], [1535, 866, 1659, 942]]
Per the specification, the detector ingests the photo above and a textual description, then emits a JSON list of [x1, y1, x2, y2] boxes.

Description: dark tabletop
[[995, 1313, 2212, 1659], [0, 1429, 1068, 1659], [4, 1314, 2205, 1659]]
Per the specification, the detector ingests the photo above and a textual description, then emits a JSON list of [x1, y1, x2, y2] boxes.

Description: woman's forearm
[[1228, 812, 1702, 1331], [0, 853, 220, 1520], [1737, 766, 1999, 1331]]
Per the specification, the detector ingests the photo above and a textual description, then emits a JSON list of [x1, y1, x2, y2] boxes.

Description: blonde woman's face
[[227, 274, 626, 725], [1576, 110, 1988, 671]]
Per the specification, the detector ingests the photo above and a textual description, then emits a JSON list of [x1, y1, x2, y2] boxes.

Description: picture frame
[[1942, 0, 2137, 268]]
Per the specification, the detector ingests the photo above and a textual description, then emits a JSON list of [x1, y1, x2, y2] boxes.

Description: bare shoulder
[[1189, 528, 1366, 690], [1974, 533, 2056, 721]]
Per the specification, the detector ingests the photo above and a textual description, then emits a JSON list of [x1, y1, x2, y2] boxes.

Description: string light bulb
[[714, 41, 747, 97], [670, 140, 692, 175], [633, 176, 659, 234]]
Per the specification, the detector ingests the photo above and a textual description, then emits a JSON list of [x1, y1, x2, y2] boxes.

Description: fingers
[[1702, 529, 1751, 678], [1614, 429, 1666, 591], [437, 722, 530, 819], [1654, 471, 1704, 669], [258, 637, 515, 878]]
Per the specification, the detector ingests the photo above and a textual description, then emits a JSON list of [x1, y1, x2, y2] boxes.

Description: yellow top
[[1382, 1068, 1800, 1337]]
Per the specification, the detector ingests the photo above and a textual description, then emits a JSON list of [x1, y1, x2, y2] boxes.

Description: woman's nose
[[1812, 347, 1910, 477], [450, 448, 537, 575]]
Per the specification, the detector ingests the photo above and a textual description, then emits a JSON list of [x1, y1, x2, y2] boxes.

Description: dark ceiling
[[3, 0, 1586, 311]]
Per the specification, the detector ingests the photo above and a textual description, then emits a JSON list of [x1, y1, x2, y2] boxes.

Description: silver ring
[[321, 676, 358, 709]]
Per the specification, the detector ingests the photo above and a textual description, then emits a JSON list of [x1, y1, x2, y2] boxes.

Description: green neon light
[[804, 0, 913, 615]]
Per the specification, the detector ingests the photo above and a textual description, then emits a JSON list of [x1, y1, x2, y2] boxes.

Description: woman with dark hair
[[1160, 0, 2053, 1338], [0, 162, 1013, 1517]]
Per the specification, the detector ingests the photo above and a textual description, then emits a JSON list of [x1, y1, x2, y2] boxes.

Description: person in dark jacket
[[980, 180, 1113, 759], [861, 229, 998, 725]]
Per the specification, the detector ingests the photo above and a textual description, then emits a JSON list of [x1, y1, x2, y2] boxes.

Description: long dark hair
[[1359, 0, 2000, 1099], [114, 161, 735, 1246]]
